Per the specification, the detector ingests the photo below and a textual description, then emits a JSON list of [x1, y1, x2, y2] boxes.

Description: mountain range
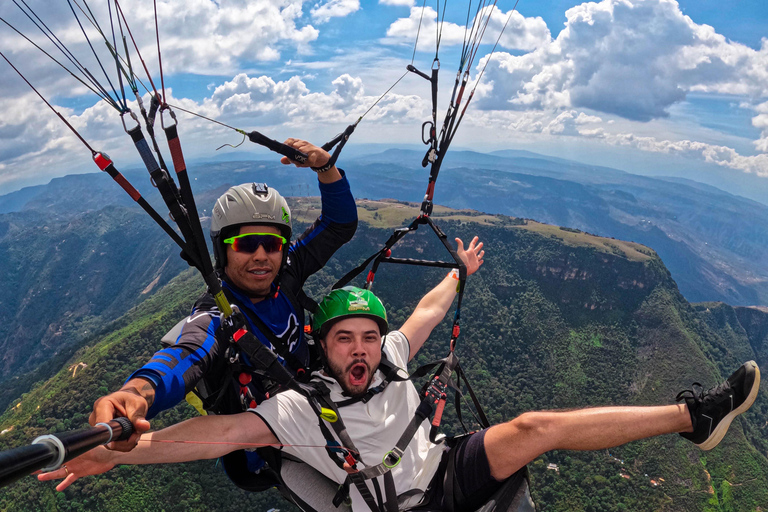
[[4, 147, 768, 308], [0, 149, 767, 510], [1, 200, 767, 511]]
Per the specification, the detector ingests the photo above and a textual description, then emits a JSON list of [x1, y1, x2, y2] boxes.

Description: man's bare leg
[[483, 360, 760, 481], [484, 404, 691, 480]]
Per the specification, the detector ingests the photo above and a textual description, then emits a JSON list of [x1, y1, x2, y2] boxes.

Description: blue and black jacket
[[127, 172, 357, 480]]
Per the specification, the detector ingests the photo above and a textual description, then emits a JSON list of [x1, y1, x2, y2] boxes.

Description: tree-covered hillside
[[0, 199, 766, 511]]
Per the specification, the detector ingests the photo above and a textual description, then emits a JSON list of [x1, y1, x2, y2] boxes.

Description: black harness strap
[[303, 350, 465, 512], [454, 363, 490, 432], [234, 300, 310, 379]]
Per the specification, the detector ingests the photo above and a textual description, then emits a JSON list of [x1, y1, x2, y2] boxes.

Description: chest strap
[[310, 351, 462, 512]]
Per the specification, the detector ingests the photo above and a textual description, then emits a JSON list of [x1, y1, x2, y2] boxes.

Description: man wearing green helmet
[[45, 235, 760, 511]]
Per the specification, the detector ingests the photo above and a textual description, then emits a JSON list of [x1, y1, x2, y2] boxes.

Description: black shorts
[[427, 429, 504, 510]]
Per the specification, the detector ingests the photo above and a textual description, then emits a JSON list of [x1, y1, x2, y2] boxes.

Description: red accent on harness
[[167, 137, 187, 174], [93, 152, 111, 170], [344, 454, 357, 469], [274, 286, 280, 299], [452, 325, 460, 338], [249, 400, 257, 409], [432, 396, 447, 427], [233, 329, 247, 342], [297, 368, 306, 377], [385, 249, 391, 257], [304, 325, 312, 333], [238, 372, 252, 385], [426, 182, 435, 200], [366, 270, 375, 283], [114, 174, 141, 201]]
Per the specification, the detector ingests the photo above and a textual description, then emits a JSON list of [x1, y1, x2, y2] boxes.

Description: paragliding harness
[[289, 330, 532, 512], [158, 282, 326, 494], [293, 7, 537, 504], [162, 285, 320, 414]]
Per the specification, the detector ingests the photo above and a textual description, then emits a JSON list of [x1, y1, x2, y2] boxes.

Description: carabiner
[[120, 110, 140, 133], [421, 121, 435, 145], [160, 106, 178, 130]]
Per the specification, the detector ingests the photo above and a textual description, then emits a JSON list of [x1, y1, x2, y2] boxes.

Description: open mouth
[[248, 268, 271, 278], [349, 363, 368, 386]]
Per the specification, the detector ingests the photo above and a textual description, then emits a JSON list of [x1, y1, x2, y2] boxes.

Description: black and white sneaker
[[676, 360, 760, 451]]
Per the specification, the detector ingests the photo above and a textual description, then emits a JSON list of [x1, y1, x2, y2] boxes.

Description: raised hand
[[280, 138, 332, 169], [456, 236, 484, 276]]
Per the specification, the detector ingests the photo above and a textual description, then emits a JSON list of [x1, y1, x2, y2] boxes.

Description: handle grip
[[247, 131, 308, 163], [0, 418, 134, 489]]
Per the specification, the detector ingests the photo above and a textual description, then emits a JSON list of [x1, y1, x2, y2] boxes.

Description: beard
[[326, 357, 375, 397]]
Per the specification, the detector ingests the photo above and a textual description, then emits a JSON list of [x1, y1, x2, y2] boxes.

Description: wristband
[[311, 161, 334, 173], [447, 269, 460, 280]]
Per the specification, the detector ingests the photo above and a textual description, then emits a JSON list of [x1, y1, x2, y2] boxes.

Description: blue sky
[[0, 0, 766, 199]]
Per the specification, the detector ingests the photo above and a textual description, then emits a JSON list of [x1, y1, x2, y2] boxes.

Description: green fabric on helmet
[[313, 286, 388, 337]]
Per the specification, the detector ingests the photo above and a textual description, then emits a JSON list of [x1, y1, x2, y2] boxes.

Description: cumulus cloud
[[0, 0, 320, 78], [311, 0, 361, 23], [478, 0, 768, 122], [203, 72, 424, 127], [542, 111, 603, 136], [0, 92, 128, 191], [384, 5, 549, 52]]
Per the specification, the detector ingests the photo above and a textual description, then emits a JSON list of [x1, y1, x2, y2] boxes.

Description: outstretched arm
[[278, 138, 357, 291], [39, 413, 276, 491], [399, 236, 484, 360]]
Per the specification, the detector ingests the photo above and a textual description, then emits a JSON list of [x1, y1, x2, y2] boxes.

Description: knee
[[509, 411, 558, 445]]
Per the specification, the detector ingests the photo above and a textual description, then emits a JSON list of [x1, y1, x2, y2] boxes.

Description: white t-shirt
[[250, 330, 445, 510]]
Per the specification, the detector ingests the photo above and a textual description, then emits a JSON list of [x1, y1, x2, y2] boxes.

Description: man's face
[[224, 225, 283, 300], [321, 317, 382, 397]]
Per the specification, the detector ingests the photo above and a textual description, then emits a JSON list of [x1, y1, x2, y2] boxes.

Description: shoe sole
[[698, 361, 760, 451]]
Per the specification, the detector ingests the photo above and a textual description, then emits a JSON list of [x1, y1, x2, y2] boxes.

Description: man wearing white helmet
[[88, 139, 358, 502]]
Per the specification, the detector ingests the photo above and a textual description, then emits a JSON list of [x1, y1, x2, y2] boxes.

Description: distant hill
[[345, 149, 768, 306], [5, 148, 768, 306], [0, 200, 766, 511]]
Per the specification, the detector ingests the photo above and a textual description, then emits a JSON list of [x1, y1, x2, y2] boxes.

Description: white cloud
[[468, 108, 768, 176], [0, 0, 320, 79], [311, 0, 361, 24], [384, 6, 549, 53], [203, 72, 424, 128], [478, 0, 768, 122], [379, 0, 414, 6], [753, 101, 768, 153]]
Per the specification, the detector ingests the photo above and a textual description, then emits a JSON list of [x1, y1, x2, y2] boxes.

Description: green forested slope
[[0, 206, 188, 411], [0, 199, 766, 511]]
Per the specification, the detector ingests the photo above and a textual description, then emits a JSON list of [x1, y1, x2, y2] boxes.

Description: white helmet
[[210, 183, 291, 269]]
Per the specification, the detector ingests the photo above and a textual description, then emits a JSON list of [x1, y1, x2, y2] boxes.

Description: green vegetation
[[0, 201, 766, 511]]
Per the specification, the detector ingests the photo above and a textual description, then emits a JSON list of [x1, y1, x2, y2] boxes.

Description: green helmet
[[313, 286, 388, 338]]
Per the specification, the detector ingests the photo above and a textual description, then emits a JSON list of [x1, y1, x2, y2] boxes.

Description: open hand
[[456, 236, 484, 276], [37, 446, 116, 491]]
